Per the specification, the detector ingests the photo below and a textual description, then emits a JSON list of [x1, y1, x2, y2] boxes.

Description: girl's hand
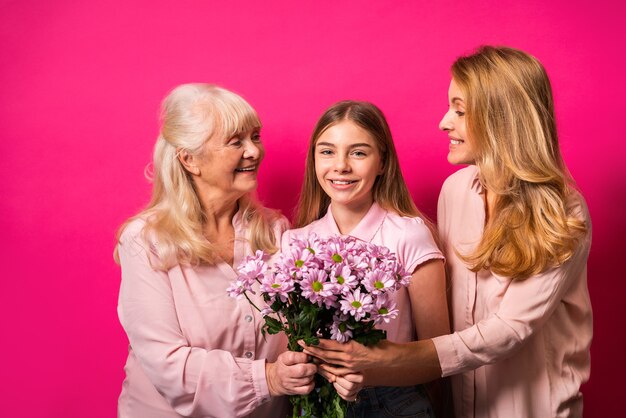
[[318, 363, 364, 402]]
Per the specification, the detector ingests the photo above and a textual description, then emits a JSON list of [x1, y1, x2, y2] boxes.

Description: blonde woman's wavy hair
[[114, 83, 281, 270], [294, 101, 436, 237], [452, 46, 587, 278]]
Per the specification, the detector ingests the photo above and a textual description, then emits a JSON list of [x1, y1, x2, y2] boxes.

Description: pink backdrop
[[1, 1, 624, 416]]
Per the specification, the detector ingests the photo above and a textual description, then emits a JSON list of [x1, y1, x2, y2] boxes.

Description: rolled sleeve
[[432, 234, 590, 377]]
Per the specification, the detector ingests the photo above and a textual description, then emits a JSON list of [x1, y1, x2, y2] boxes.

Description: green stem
[[243, 292, 261, 313]]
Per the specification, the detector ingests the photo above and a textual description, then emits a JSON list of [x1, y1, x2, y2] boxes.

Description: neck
[[330, 198, 374, 235], [198, 191, 241, 236]]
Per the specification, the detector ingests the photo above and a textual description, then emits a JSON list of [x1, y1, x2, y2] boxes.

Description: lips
[[330, 179, 357, 185], [449, 136, 464, 145], [235, 165, 256, 173]]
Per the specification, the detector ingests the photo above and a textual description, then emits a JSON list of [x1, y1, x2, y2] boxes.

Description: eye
[[352, 150, 367, 157], [228, 137, 243, 147], [318, 149, 333, 156], [251, 132, 262, 143], [455, 111, 465, 117]]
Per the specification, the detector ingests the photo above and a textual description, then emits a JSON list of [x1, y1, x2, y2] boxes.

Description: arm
[[308, 237, 590, 383], [351, 259, 450, 387], [118, 226, 315, 417], [432, 238, 590, 376]]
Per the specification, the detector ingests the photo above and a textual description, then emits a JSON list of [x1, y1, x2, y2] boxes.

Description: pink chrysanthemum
[[370, 293, 399, 324], [260, 271, 295, 302], [300, 268, 336, 307], [363, 269, 396, 295], [330, 313, 354, 343], [340, 288, 372, 321], [329, 264, 358, 295]]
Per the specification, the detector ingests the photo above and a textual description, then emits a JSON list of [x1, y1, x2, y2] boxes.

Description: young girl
[[301, 47, 592, 418], [283, 101, 450, 417]]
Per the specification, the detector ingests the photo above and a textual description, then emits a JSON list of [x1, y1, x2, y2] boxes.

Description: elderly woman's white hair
[[115, 83, 281, 269]]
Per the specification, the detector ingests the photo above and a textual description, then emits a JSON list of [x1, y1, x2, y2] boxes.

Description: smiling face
[[314, 120, 383, 212], [439, 78, 476, 165], [189, 128, 264, 202]]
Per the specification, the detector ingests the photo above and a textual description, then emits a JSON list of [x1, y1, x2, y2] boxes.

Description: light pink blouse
[[283, 202, 444, 343], [117, 211, 290, 418], [432, 166, 592, 418]]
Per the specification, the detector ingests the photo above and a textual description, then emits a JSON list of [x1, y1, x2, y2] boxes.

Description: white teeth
[[450, 139, 462, 145], [236, 167, 255, 172], [331, 180, 354, 185]]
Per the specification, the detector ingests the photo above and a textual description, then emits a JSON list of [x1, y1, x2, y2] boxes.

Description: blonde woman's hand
[[299, 338, 390, 374]]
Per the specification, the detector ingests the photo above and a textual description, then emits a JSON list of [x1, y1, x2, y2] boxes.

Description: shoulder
[[287, 218, 324, 236], [270, 211, 291, 240], [383, 211, 443, 270], [441, 165, 478, 194], [282, 218, 325, 247], [119, 217, 149, 246], [384, 211, 429, 234], [385, 211, 439, 247], [566, 189, 591, 223]]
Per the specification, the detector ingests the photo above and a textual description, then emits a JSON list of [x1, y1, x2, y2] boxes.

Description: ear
[[377, 156, 385, 175], [177, 148, 200, 175]]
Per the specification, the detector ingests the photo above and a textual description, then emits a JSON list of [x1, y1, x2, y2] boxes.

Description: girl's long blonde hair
[[114, 84, 281, 270], [294, 100, 434, 233], [452, 46, 587, 278]]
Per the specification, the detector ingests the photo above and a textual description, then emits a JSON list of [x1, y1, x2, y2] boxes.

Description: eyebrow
[[451, 97, 465, 104], [316, 141, 373, 148]]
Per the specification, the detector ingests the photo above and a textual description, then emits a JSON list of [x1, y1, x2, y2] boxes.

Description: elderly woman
[[115, 84, 316, 418]]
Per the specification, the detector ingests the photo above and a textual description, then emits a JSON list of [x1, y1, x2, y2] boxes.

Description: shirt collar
[[322, 201, 387, 243]]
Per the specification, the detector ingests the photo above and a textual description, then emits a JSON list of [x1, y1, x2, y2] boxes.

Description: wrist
[[265, 362, 280, 397]]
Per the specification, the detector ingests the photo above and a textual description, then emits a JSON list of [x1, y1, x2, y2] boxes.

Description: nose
[[439, 110, 453, 132], [333, 154, 350, 173], [243, 139, 262, 160]]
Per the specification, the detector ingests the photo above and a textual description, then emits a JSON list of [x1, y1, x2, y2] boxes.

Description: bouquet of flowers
[[227, 233, 412, 418]]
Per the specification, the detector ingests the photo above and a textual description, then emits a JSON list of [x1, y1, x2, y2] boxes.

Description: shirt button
[[245, 351, 253, 359], [245, 315, 253, 323]]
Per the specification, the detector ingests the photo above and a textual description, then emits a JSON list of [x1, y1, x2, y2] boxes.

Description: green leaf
[[302, 335, 319, 346], [264, 316, 283, 334]]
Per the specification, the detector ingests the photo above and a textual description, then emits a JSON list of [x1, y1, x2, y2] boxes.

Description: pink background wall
[[1, 1, 624, 416]]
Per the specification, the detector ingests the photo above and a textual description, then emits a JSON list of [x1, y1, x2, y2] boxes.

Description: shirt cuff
[[251, 359, 271, 405], [432, 334, 464, 378]]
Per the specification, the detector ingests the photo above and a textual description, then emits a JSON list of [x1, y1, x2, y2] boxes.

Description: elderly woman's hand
[[265, 351, 317, 397]]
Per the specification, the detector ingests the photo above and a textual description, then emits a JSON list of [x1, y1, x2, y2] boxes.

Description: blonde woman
[[302, 47, 592, 418], [115, 84, 316, 418]]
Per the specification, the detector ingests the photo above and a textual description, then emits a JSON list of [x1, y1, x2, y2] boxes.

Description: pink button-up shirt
[[117, 211, 290, 418], [432, 166, 592, 418], [283, 202, 443, 343]]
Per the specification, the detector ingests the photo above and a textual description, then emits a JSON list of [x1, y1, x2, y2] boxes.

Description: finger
[[317, 368, 336, 383], [299, 338, 345, 351], [280, 350, 310, 366], [334, 375, 362, 392], [333, 381, 358, 400], [302, 346, 347, 365], [290, 382, 315, 395], [319, 362, 356, 376], [292, 363, 318, 378], [338, 372, 364, 384]]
